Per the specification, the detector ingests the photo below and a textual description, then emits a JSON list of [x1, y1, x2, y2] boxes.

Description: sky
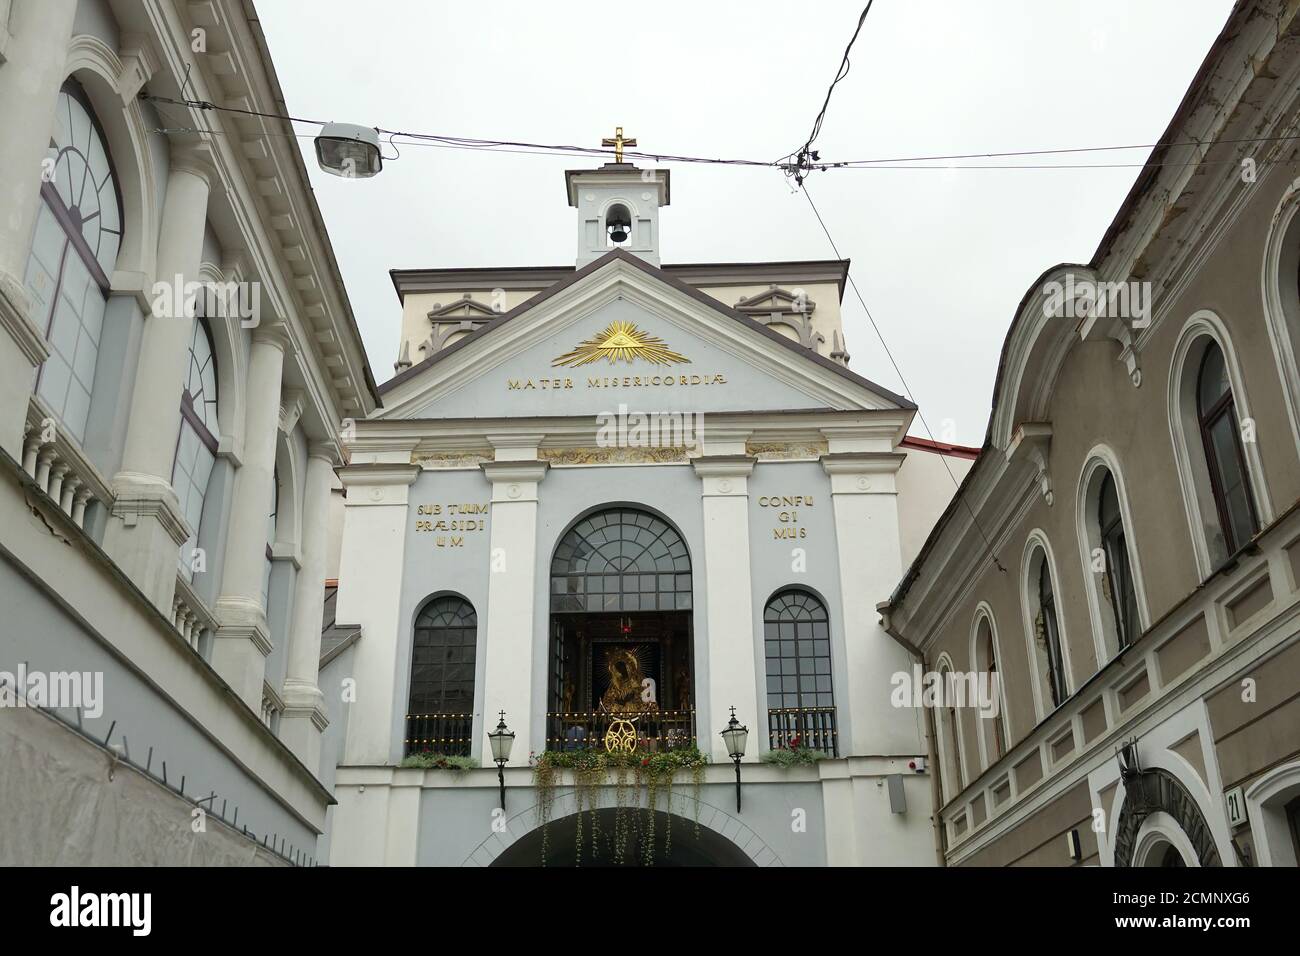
[[256, 0, 1236, 446]]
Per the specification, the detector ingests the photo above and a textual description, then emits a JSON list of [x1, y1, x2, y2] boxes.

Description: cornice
[[337, 462, 420, 488], [691, 454, 756, 479]]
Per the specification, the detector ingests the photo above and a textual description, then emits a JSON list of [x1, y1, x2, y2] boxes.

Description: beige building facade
[[882, 0, 1300, 867]]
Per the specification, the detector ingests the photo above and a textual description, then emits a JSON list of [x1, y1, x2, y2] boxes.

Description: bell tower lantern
[[567, 129, 670, 268]]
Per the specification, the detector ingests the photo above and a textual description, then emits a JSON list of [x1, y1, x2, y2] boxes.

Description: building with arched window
[[880, 0, 1300, 868], [323, 159, 976, 867], [0, 0, 377, 866]]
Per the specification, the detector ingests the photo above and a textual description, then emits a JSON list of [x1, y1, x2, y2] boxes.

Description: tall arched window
[[1023, 539, 1070, 718], [763, 588, 836, 754], [406, 595, 477, 757], [261, 468, 279, 608], [1197, 342, 1259, 558], [26, 82, 123, 442], [172, 318, 218, 579], [937, 660, 965, 798], [1098, 471, 1139, 650], [1038, 561, 1067, 708], [972, 613, 1007, 767]]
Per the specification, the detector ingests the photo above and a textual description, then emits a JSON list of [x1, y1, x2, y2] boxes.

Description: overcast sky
[[257, 0, 1234, 445]]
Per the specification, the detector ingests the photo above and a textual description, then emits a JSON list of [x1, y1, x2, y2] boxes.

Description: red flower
[[641, 756, 651, 767], [789, 735, 801, 749]]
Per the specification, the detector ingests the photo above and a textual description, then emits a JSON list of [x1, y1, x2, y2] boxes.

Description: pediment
[[377, 251, 910, 421], [734, 285, 817, 316]]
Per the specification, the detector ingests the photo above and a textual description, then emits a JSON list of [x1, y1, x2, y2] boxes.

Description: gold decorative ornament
[[552, 320, 690, 368], [603, 716, 639, 754]]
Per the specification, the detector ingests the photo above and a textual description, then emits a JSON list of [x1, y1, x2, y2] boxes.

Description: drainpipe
[[879, 602, 948, 867]]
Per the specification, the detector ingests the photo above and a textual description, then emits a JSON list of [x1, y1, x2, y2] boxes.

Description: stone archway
[[461, 788, 783, 867], [491, 808, 756, 867], [1113, 768, 1221, 867]]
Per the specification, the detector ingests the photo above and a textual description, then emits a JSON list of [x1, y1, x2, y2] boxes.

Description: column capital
[[339, 461, 419, 488], [480, 459, 548, 503], [820, 452, 905, 494], [168, 141, 219, 189], [691, 454, 756, 479], [692, 454, 755, 497], [306, 440, 342, 467], [252, 321, 291, 353]]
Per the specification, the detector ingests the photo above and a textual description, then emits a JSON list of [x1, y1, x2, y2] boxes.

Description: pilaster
[[479, 456, 548, 765], [692, 454, 759, 762], [337, 461, 420, 765], [279, 443, 339, 771], [821, 451, 916, 756]]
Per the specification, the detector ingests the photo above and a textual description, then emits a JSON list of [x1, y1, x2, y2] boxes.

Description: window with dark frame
[[763, 589, 834, 712], [981, 620, 1007, 758], [550, 508, 691, 613], [1196, 342, 1259, 559], [1098, 470, 1140, 650], [1286, 795, 1300, 863], [262, 468, 278, 607], [26, 81, 124, 443], [1038, 558, 1067, 709], [408, 595, 478, 716], [172, 318, 219, 579]]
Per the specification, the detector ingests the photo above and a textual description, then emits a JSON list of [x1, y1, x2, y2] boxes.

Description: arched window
[[261, 468, 279, 607], [550, 508, 691, 612], [1098, 471, 1140, 649], [172, 318, 218, 579], [1023, 539, 1070, 718], [972, 613, 1007, 767], [26, 82, 123, 442], [1197, 342, 1259, 558], [406, 595, 477, 757], [763, 588, 836, 755], [936, 660, 965, 798], [1038, 561, 1067, 707]]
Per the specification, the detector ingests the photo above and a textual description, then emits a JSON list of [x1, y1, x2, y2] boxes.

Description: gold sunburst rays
[[551, 320, 690, 368]]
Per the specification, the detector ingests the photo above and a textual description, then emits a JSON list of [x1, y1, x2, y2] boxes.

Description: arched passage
[[489, 809, 758, 867]]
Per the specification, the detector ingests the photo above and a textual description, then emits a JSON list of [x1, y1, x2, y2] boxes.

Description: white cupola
[[566, 157, 670, 269]]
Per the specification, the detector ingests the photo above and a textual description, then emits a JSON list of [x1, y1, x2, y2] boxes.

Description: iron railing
[[768, 706, 838, 757], [404, 712, 473, 757], [545, 709, 697, 753]]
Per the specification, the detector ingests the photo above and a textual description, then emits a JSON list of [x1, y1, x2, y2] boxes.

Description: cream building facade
[[881, 0, 1300, 868], [0, 0, 376, 864], [322, 164, 975, 866]]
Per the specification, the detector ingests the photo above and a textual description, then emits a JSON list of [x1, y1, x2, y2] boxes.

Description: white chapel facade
[[322, 159, 974, 866]]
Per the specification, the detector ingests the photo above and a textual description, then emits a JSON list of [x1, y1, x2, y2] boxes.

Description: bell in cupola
[[606, 204, 632, 244]]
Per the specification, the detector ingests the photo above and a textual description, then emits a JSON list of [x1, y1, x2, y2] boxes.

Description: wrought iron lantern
[[721, 706, 748, 813], [488, 711, 515, 810]]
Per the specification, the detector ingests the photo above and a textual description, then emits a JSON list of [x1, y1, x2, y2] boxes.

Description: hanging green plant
[[531, 746, 707, 866]]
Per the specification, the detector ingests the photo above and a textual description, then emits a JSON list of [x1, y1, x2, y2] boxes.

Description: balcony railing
[[546, 709, 697, 753], [172, 572, 217, 657], [768, 706, 838, 757], [22, 398, 112, 533], [404, 712, 473, 757]]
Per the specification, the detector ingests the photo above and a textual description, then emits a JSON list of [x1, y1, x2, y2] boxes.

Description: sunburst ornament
[[552, 320, 690, 368]]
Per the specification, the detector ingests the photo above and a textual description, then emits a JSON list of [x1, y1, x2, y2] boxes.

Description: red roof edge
[[900, 435, 981, 460]]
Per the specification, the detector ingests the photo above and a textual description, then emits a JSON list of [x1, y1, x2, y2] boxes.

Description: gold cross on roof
[[601, 126, 636, 163]]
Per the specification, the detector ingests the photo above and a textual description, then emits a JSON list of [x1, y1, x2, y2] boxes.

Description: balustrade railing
[[172, 572, 217, 656], [21, 399, 112, 532], [404, 712, 474, 757], [545, 709, 697, 753], [768, 706, 838, 756]]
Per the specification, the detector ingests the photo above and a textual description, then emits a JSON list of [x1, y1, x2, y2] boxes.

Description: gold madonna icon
[[552, 320, 690, 368]]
